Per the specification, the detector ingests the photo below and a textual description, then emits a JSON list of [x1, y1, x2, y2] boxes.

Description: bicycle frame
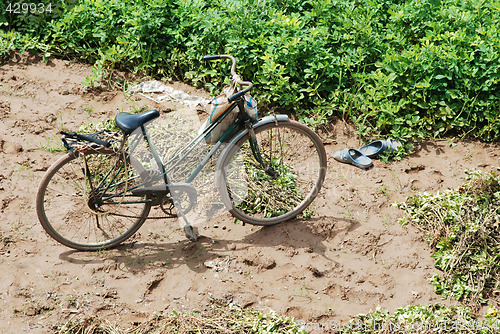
[[38, 53, 326, 248], [88, 98, 258, 206]]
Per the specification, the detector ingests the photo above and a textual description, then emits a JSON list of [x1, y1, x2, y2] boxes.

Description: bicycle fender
[[227, 114, 289, 148], [215, 114, 289, 175]]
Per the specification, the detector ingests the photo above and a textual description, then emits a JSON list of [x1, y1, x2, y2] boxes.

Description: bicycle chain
[[104, 212, 177, 220]]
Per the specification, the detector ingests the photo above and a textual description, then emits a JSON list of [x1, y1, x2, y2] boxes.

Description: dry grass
[[55, 302, 305, 334]]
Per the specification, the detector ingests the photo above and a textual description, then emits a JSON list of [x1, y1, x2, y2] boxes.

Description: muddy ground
[[0, 53, 499, 333]]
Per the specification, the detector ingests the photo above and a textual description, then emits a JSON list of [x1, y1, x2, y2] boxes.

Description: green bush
[[44, 0, 178, 75], [366, 0, 500, 142], [1, 0, 499, 144], [338, 304, 500, 334], [398, 170, 500, 306]]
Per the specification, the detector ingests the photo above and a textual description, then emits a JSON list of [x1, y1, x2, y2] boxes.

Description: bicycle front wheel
[[36, 148, 151, 250], [218, 119, 327, 226]]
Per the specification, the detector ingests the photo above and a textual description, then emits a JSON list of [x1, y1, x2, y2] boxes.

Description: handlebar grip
[[76, 133, 111, 147], [228, 90, 246, 103], [203, 55, 221, 61]]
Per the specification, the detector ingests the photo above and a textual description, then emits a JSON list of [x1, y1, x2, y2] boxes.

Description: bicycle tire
[[36, 148, 151, 250], [217, 119, 327, 226]]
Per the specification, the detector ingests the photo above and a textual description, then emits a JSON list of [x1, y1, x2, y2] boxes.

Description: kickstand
[[183, 224, 198, 242], [173, 199, 198, 242]]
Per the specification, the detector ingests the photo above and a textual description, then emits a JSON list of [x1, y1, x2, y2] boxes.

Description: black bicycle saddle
[[115, 110, 160, 134]]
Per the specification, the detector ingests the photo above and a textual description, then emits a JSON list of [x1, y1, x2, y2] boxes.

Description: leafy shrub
[[337, 304, 500, 334], [1, 0, 71, 35], [44, 0, 178, 75], [1, 0, 499, 144], [398, 170, 500, 307], [365, 0, 500, 142]]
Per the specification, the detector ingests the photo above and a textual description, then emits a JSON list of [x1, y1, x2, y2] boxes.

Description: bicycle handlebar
[[202, 55, 221, 61], [203, 54, 253, 102], [203, 54, 237, 75], [227, 90, 247, 103]]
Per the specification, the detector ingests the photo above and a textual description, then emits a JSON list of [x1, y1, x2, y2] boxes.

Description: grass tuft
[[397, 170, 500, 307], [55, 302, 306, 334]]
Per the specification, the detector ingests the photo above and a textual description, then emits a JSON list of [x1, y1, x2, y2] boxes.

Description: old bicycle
[[36, 55, 327, 250]]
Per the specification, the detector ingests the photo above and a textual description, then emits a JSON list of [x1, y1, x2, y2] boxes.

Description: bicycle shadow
[[58, 238, 213, 274], [232, 216, 361, 257], [58, 215, 361, 274]]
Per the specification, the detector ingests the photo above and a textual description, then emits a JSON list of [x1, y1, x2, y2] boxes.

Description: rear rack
[[61, 130, 121, 153]]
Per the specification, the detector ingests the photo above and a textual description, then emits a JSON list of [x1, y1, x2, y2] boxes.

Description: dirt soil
[[0, 54, 499, 333]]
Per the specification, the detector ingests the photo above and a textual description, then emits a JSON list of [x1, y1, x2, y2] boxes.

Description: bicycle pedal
[[183, 225, 198, 242]]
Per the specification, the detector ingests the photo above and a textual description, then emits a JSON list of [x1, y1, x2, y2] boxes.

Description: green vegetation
[[398, 170, 500, 307], [238, 147, 310, 219], [54, 303, 500, 333], [3, 1, 500, 332], [337, 304, 500, 334], [55, 303, 306, 333], [2, 0, 499, 147]]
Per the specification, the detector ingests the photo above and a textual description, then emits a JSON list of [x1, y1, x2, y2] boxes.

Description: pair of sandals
[[332, 139, 401, 170]]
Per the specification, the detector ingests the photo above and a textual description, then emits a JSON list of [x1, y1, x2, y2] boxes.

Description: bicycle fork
[[246, 120, 279, 179]]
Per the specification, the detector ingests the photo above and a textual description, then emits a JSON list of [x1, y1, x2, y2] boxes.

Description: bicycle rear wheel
[[36, 148, 151, 250], [218, 119, 327, 226]]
